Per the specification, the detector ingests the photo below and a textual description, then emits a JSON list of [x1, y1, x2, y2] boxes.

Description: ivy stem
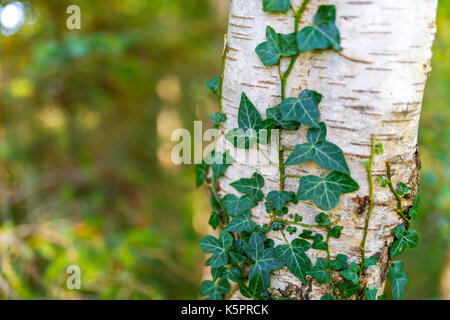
[[284, 174, 302, 179], [359, 136, 376, 277], [386, 162, 411, 226], [218, 35, 228, 113], [209, 175, 229, 224], [326, 231, 341, 300], [273, 217, 340, 229]]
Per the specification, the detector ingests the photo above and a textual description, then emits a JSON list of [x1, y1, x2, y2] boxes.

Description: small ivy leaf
[[208, 211, 221, 229], [239, 92, 262, 129], [206, 75, 221, 94], [390, 225, 418, 257], [364, 256, 378, 268], [199, 231, 233, 268], [388, 260, 408, 300], [299, 229, 314, 239], [226, 212, 257, 233], [285, 123, 350, 175], [330, 254, 348, 271], [311, 233, 328, 251], [264, 238, 275, 248], [294, 214, 303, 222], [291, 238, 312, 252], [211, 267, 224, 281], [308, 258, 330, 284], [207, 150, 234, 181], [286, 226, 297, 235], [229, 251, 247, 265], [408, 195, 419, 221], [239, 273, 264, 299], [296, 5, 342, 52], [375, 143, 384, 155], [297, 172, 359, 211], [280, 90, 322, 128], [340, 266, 359, 285], [378, 176, 388, 187], [255, 118, 277, 144], [275, 243, 312, 283], [262, 0, 291, 13], [195, 161, 209, 187], [315, 212, 331, 227], [328, 225, 343, 239], [320, 294, 335, 300], [223, 267, 243, 283], [233, 239, 247, 255], [255, 26, 298, 66], [338, 281, 360, 299], [200, 279, 230, 300], [364, 284, 378, 300], [396, 182, 411, 196], [209, 112, 227, 128], [265, 190, 297, 216], [267, 105, 299, 131], [230, 172, 265, 202], [222, 194, 257, 217]]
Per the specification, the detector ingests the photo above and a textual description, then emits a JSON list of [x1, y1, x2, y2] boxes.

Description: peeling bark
[[205, 0, 438, 300]]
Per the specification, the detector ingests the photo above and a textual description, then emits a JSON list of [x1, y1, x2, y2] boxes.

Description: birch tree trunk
[[207, 0, 438, 300]]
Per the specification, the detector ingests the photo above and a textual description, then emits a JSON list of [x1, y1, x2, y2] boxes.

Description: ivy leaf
[[330, 254, 348, 271], [239, 273, 264, 299], [299, 229, 314, 239], [296, 5, 342, 52], [338, 281, 360, 299], [270, 221, 284, 231], [226, 211, 257, 233], [390, 225, 418, 257], [396, 182, 411, 196], [255, 26, 298, 66], [388, 260, 408, 300], [280, 90, 322, 128], [229, 251, 246, 265], [262, 0, 291, 13], [238, 92, 262, 129], [297, 172, 359, 211], [311, 233, 328, 251], [275, 240, 312, 283], [286, 226, 297, 235], [199, 231, 233, 267], [200, 279, 230, 300], [222, 194, 257, 217], [340, 266, 359, 285], [230, 172, 265, 202], [267, 105, 299, 131], [222, 267, 243, 283], [207, 150, 234, 181], [195, 161, 209, 187], [233, 239, 247, 255], [285, 123, 350, 175], [211, 267, 223, 281], [364, 256, 378, 268], [364, 284, 378, 300], [321, 294, 335, 300], [308, 258, 330, 284], [210, 112, 227, 128], [255, 118, 277, 144], [206, 75, 221, 94], [264, 190, 297, 216], [246, 233, 284, 288], [315, 212, 331, 227], [408, 195, 419, 221], [328, 225, 343, 239], [208, 211, 221, 229]]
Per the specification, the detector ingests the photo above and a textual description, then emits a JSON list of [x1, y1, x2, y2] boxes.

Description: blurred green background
[[0, 0, 447, 299]]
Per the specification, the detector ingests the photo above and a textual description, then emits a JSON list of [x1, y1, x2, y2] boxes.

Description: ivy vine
[[196, 0, 420, 301]]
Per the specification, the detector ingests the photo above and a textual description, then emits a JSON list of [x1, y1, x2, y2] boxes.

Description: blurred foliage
[[0, 0, 447, 299]]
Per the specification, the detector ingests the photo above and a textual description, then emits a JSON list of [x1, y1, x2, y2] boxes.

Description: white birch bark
[[208, 0, 438, 300]]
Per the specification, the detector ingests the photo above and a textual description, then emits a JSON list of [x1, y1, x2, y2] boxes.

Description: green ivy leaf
[[388, 260, 408, 300], [200, 279, 230, 300], [207, 150, 234, 181], [195, 161, 209, 187], [280, 90, 322, 128], [239, 273, 264, 299], [396, 182, 411, 196], [390, 225, 418, 257], [226, 211, 257, 233], [275, 240, 312, 283], [206, 75, 221, 94], [222, 194, 257, 217], [222, 267, 243, 283], [234, 239, 247, 255], [296, 5, 342, 52], [328, 225, 343, 239], [299, 229, 314, 239], [364, 256, 378, 268], [211, 267, 224, 281], [262, 0, 291, 13], [229, 251, 246, 265], [255, 26, 298, 66], [297, 172, 359, 211], [315, 212, 331, 227], [320, 294, 335, 300], [286, 226, 297, 235], [340, 265, 359, 285], [246, 232, 284, 288], [364, 284, 378, 300], [238, 92, 262, 130], [308, 258, 330, 284], [267, 104, 299, 131], [338, 281, 360, 299], [199, 231, 233, 267], [330, 254, 348, 271], [311, 233, 328, 251], [270, 221, 284, 231], [264, 190, 297, 216], [408, 195, 419, 221], [230, 172, 265, 202], [208, 211, 221, 229], [285, 123, 350, 175], [209, 112, 227, 128]]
